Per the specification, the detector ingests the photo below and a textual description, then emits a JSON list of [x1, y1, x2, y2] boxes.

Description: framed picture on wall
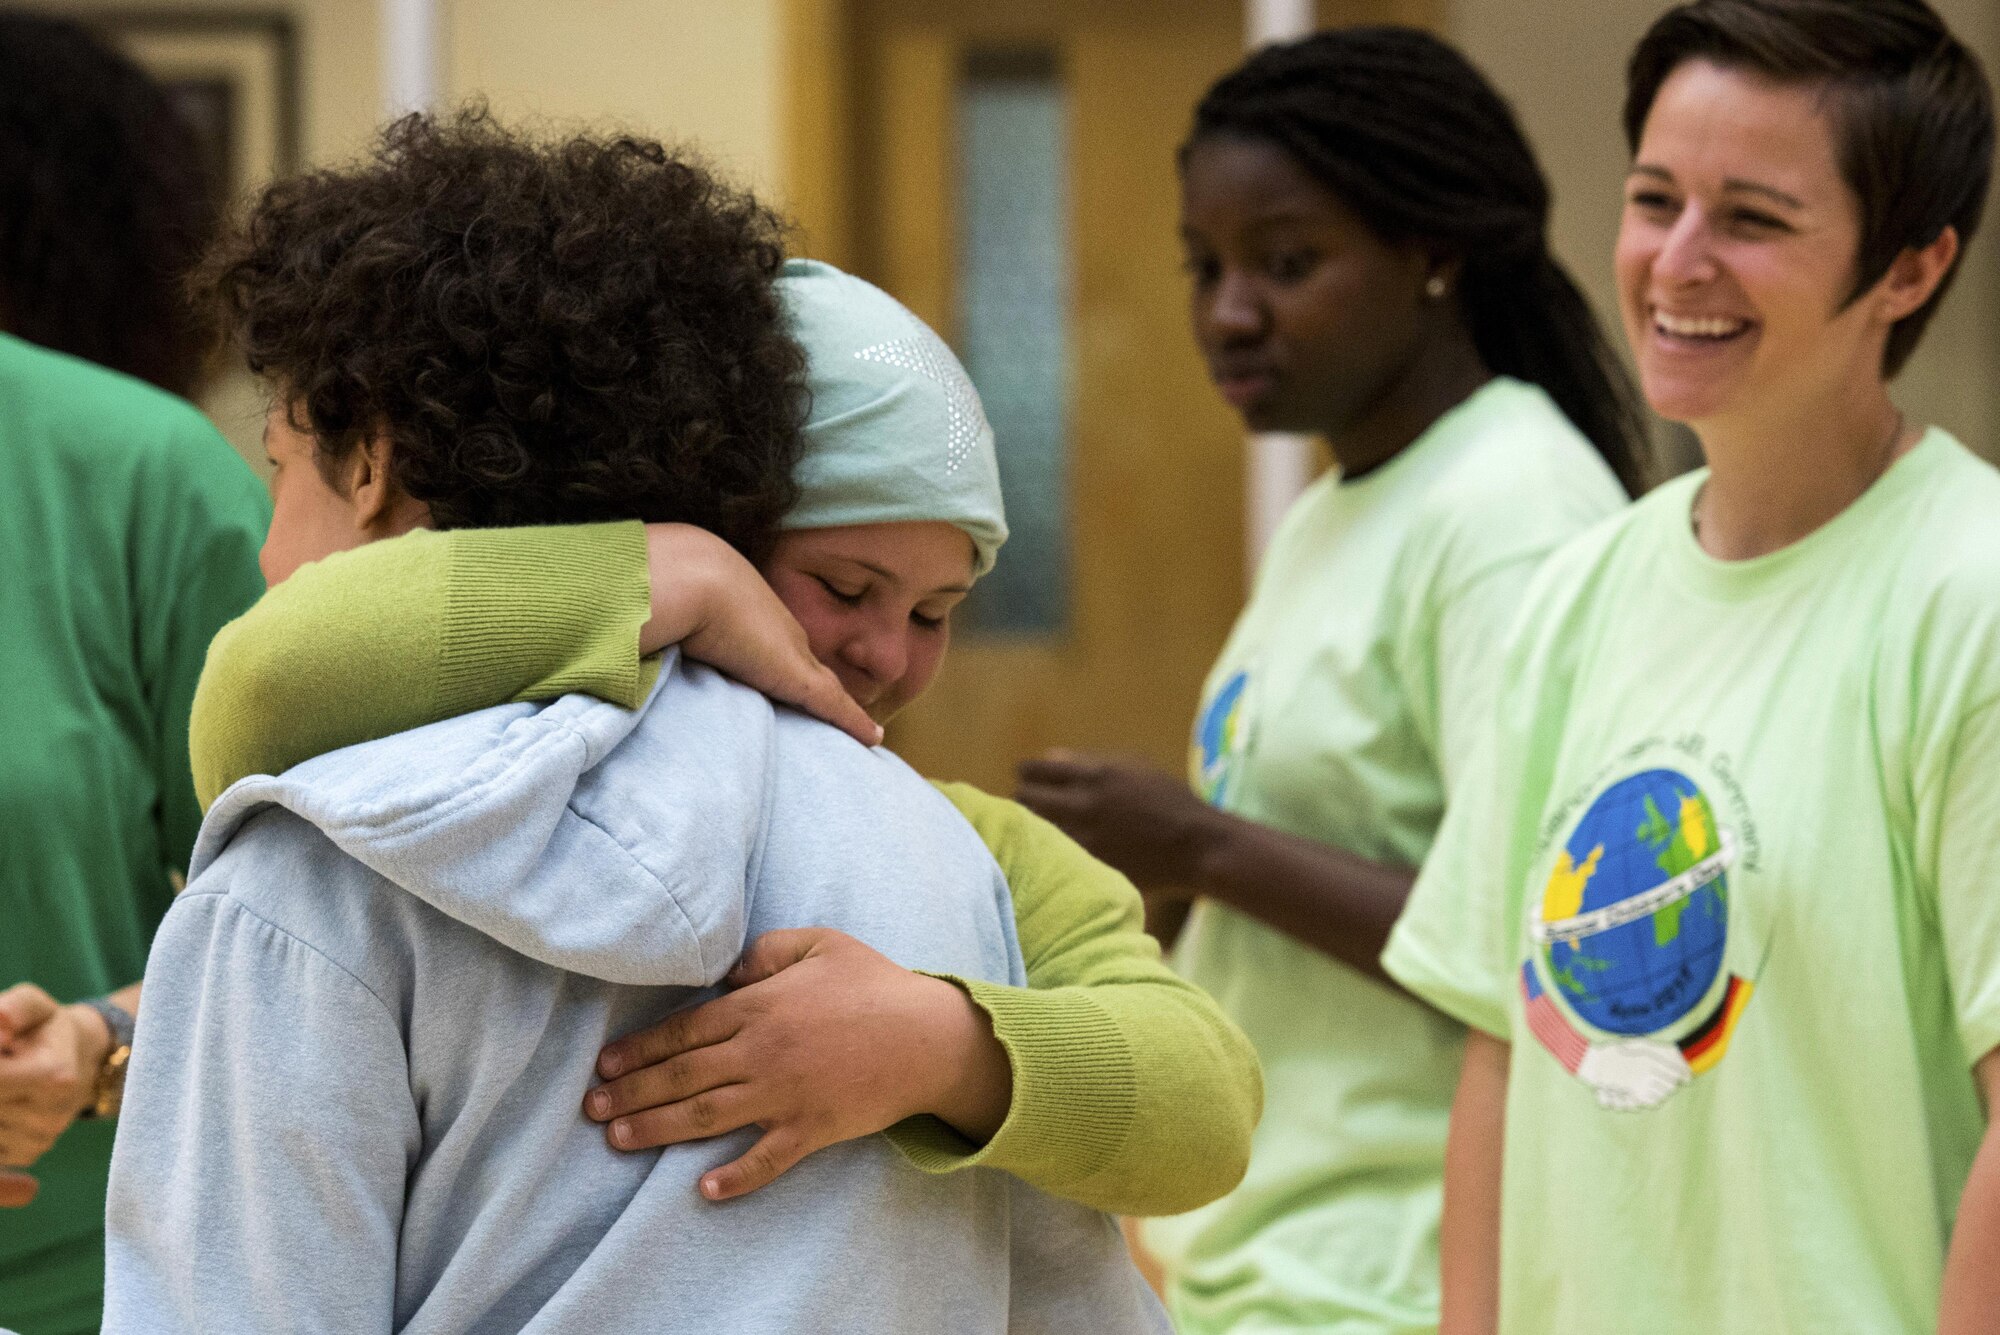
[[87, 10, 301, 204]]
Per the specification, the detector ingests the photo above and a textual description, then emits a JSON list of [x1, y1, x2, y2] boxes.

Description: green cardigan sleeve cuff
[[441, 521, 656, 711], [884, 974, 1138, 1186]]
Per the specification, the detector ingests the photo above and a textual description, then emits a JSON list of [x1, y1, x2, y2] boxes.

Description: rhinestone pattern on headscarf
[[852, 319, 988, 474]]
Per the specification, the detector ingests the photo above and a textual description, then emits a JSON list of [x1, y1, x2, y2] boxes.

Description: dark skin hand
[[1015, 751, 1414, 986]]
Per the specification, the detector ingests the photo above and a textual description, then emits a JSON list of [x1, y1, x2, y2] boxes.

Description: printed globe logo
[[1539, 769, 1730, 1033], [1521, 766, 1753, 1111], [1192, 670, 1249, 806]]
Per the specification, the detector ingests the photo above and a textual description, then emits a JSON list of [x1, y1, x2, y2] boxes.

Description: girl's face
[[1616, 60, 1886, 430], [1178, 135, 1435, 436], [762, 521, 977, 724]]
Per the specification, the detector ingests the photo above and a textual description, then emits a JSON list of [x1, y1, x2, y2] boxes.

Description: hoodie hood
[[191, 651, 774, 985]]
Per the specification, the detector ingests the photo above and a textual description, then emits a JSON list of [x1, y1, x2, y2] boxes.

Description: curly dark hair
[[201, 109, 806, 553], [0, 11, 219, 396]]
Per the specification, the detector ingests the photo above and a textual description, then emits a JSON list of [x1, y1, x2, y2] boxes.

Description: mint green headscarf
[[777, 259, 1008, 576]]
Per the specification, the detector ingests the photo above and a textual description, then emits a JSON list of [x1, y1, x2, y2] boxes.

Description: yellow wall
[[447, 0, 783, 195], [27, 0, 2000, 469], [34, 0, 788, 463], [43, 0, 784, 181], [39, 0, 382, 165]]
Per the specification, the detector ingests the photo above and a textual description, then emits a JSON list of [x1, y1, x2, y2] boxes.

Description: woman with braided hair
[[1016, 27, 1645, 1332]]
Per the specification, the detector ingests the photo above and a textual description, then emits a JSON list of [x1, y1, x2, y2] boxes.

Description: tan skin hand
[[644, 524, 882, 748], [0, 982, 120, 1207], [586, 928, 1011, 1201]]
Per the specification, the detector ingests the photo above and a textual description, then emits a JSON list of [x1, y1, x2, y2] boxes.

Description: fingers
[[598, 996, 744, 1080], [698, 1128, 813, 1201], [726, 928, 837, 987], [0, 985, 57, 1047], [0, 1170, 36, 1208], [0, 1108, 72, 1165], [1014, 778, 1086, 822], [585, 1042, 737, 1123], [0, 1045, 80, 1106], [791, 667, 882, 748], [602, 1083, 756, 1152], [1015, 752, 1100, 787]]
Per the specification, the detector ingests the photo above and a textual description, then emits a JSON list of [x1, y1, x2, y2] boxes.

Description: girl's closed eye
[[816, 575, 865, 606]]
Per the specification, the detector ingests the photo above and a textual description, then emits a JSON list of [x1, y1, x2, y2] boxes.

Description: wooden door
[[783, 0, 1436, 795]]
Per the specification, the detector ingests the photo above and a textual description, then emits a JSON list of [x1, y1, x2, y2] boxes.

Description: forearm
[[1440, 1031, 1507, 1335], [916, 976, 1011, 1144], [904, 782, 1263, 1213], [190, 524, 650, 809], [1941, 1051, 2000, 1333], [1188, 805, 1415, 983], [1942, 1136, 2000, 1332]]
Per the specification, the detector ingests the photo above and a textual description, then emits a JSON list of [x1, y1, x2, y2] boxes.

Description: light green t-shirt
[[1384, 428, 2000, 1333], [1143, 377, 1625, 1333]]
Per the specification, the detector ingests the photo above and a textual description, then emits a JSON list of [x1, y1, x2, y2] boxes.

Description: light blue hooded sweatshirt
[[101, 654, 1167, 1333]]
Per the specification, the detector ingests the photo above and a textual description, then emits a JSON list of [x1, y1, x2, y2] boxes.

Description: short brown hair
[[1625, 0, 1994, 376], [201, 109, 806, 555]]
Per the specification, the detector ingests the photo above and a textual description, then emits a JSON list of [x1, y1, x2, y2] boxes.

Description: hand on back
[[585, 927, 1010, 1200], [645, 524, 881, 747]]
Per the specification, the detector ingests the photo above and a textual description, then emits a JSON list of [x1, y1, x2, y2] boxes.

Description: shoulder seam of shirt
[[198, 882, 404, 1032]]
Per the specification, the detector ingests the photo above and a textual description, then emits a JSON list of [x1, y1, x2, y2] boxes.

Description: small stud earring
[[1425, 275, 1449, 300]]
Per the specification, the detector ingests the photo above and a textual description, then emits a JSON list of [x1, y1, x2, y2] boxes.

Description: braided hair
[[1187, 27, 1649, 495]]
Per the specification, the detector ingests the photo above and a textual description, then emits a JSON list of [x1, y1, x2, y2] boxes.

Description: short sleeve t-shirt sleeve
[[1933, 695, 2000, 1063]]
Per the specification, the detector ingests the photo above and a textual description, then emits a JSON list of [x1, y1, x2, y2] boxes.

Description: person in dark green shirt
[[0, 19, 266, 1332], [0, 333, 266, 1334]]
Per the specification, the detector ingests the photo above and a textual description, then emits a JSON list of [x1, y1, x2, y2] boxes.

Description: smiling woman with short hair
[[1382, 1, 2000, 1330]]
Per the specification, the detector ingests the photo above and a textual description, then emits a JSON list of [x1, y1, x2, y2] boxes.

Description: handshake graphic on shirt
[[1575, 1039, 1692, 1111]]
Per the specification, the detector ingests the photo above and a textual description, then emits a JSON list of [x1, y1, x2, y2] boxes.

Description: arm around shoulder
[[189, 523, 652, 808]]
